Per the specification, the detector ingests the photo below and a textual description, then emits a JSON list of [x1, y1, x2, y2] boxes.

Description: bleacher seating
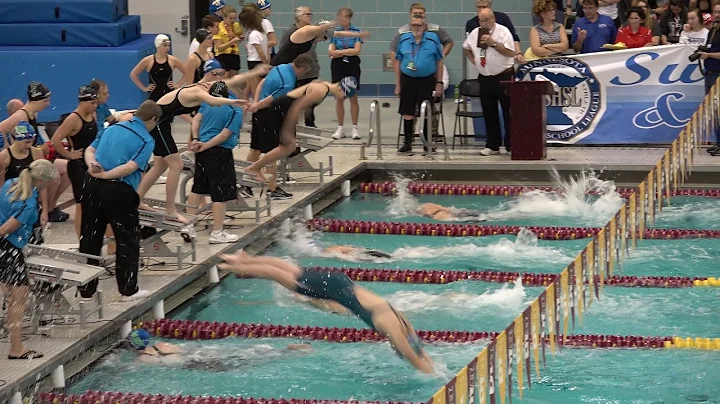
[[0, 0, 155, 121]]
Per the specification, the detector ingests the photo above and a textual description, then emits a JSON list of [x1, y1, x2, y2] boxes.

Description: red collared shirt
[[616, 26, 653, 48]]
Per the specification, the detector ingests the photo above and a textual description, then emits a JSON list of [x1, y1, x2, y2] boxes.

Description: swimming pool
[[67, 174, 720, 403]]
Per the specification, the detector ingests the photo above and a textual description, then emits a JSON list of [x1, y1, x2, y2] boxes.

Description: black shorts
[[150, 117, 178, 157], [191, 146, 237, 203], [399, 74, 436, 117], [331, 56, 361, 91], [217, 53, 241, 72], [66, 158, 88, 203], [0, 238, 28, 286], [250, 95, 296, 152], [247, 60, 267, 78]]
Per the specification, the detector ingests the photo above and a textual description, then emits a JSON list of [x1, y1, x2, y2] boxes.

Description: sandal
[[8, 350, 44, 360]]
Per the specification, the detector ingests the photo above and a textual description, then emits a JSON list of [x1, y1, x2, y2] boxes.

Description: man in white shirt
[[463, 8, 515, 156], [598, 0, 622, 27]]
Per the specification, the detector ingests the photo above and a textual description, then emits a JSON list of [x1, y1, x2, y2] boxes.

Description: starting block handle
[[296, 133, 325, 141], [24, 245, 105, 265]]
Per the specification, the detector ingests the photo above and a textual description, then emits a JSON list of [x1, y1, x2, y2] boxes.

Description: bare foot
[[168, 212, 190, 224], [244, 169, 269, 183], [138, 203, 156, 212]]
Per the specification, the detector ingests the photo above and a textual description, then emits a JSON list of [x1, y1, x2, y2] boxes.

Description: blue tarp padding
[[0, 34, 157, 122], [0, 15, 140, 47], [0, 0, 127, 23]]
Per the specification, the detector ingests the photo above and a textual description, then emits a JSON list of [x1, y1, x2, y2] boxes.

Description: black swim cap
[[196, 28, 211, 42], [27, 82, 51, 101], [78, 85, 98, 102], [209, 81, 230, 98]]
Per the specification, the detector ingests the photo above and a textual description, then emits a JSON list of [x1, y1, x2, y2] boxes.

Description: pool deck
[[2, 97, 720, 402]]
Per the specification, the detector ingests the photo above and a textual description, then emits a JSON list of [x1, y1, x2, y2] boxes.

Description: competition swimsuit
[[294, 268, 424, 357]]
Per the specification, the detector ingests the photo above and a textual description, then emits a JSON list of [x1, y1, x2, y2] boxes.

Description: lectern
[[501, 80, 554, 161]]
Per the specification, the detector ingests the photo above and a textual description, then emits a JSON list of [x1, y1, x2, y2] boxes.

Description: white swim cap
[[154, 34, 171, 48]]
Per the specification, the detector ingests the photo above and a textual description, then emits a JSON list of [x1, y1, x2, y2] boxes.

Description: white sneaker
[[500, 149, 510, 155], [157, 176, 167, 184], [209, 229, 239, 244], [351, 127, 361, 139], [331, 127, 346, 140], [180, 224, 196, 240], [480, 148, 500, 156], [119, 289, 152, 302]]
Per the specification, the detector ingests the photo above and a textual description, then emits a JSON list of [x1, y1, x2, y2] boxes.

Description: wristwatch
[[490, 43, 497, 48], [437, 81, 444, 84]]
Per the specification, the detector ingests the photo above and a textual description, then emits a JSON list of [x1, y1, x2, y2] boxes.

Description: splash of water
[[488, 168, 623, 224], [277, 221, 324, 256], [386, 174, 420, 217], [387, 277, 527, 313]]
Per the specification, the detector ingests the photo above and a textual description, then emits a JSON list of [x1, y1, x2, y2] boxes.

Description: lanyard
[[411, 38, 422, 64]]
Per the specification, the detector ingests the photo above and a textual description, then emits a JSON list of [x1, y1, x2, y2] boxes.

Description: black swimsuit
[[151, 83, 207, 157], [274, 83, 329, 146], [192, 52, 206, 83], [149, 55, 173, 102], [271, 36, 314, 66], [66, 112, 98, 203]]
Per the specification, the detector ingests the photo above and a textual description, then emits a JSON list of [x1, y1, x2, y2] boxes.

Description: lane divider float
[[307, 219, 720, 240], [39, 392, 416, 404], [138, 320, 720, 350], [235, 267, 719, 288], [360, 182, 720, 198]]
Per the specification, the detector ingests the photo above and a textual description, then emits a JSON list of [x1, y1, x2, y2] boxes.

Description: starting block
[[24, 245, 107, 331], [280, 125, 335, 184], [139, 199, 198, 268]]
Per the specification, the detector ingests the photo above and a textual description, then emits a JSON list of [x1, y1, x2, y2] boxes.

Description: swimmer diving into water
[[218, 251, 435, 374], [417, 203, 487, 222]]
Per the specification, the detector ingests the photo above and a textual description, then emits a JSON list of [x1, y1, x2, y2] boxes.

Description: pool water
[[69, 182, 720, 403]]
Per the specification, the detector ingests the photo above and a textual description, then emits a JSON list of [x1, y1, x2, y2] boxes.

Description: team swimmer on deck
[[417, 202, 487, 222], [218, 251, 435, 373], [242, 77, 358, 182], [135, 61, 270, 222]]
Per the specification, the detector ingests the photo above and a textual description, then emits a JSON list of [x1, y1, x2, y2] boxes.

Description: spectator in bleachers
[[188, 15, 221, 58], [598, 0, 623, 27], [695, 0, 713, 27], [210, 0, 225, 19], [395, 16, 445, 155], [679, 9, 709, 43], [698, 2, 720, 155], [572, 0, 618, 53], [468, 0, 524, 63], [629, 0, 662, 45], [391, 3, 454, 59], [660, 0, 688, 43], [78, 101, 161, 302], [330, 7, 364, 141], [617, 7, 655, 46], [184, 82, 241, 245], [256, 0, 277, 58], [528, 0, 570, 59], [130, 34, 188, 102], [0, 158, 57, 361], [214, 6, 245, 79], [533, 0, 568, 24], [463, 8, 515, 156]]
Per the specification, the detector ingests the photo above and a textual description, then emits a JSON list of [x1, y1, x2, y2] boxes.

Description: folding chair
[[452, 79, 484, 149], [396, 96, 447, 148]]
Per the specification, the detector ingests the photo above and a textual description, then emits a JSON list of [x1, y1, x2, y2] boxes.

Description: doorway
[[190, 0, 210, 36]]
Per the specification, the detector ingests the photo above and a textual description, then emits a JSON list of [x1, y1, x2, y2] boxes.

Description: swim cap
[[27, 82, 51, 102], [209, 0, 226, 14], [209, 81, 230, 98], [127, 329, 152, 350], [339, 76, 358, 98], [256, 0, 271, 10], [203, 59, 224, 75], [196, 28, 211, 43], [154, 34, 170, 48], [11, 121, 37, 142], [78, 85, 98, 102]]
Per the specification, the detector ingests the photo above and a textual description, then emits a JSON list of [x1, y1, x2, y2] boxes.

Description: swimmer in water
[[218, 251, 435, 374], [417, 203, 486, 222], [125, 329, 312, 371], [323, 245, 393, 260]]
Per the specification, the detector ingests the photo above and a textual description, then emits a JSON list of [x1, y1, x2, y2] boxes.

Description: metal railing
[[360, 100, 383, 160], [418, 100, 450, 161]]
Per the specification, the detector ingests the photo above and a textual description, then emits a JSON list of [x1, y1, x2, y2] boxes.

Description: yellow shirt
[[213, 21, 243, 55]]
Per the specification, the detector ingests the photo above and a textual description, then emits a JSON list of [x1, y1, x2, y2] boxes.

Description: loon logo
[[516, 58, 603, 142], [633, 92, 690, 129]]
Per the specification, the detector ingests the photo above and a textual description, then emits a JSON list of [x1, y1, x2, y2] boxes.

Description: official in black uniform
[[77, 101, 161, 302]]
